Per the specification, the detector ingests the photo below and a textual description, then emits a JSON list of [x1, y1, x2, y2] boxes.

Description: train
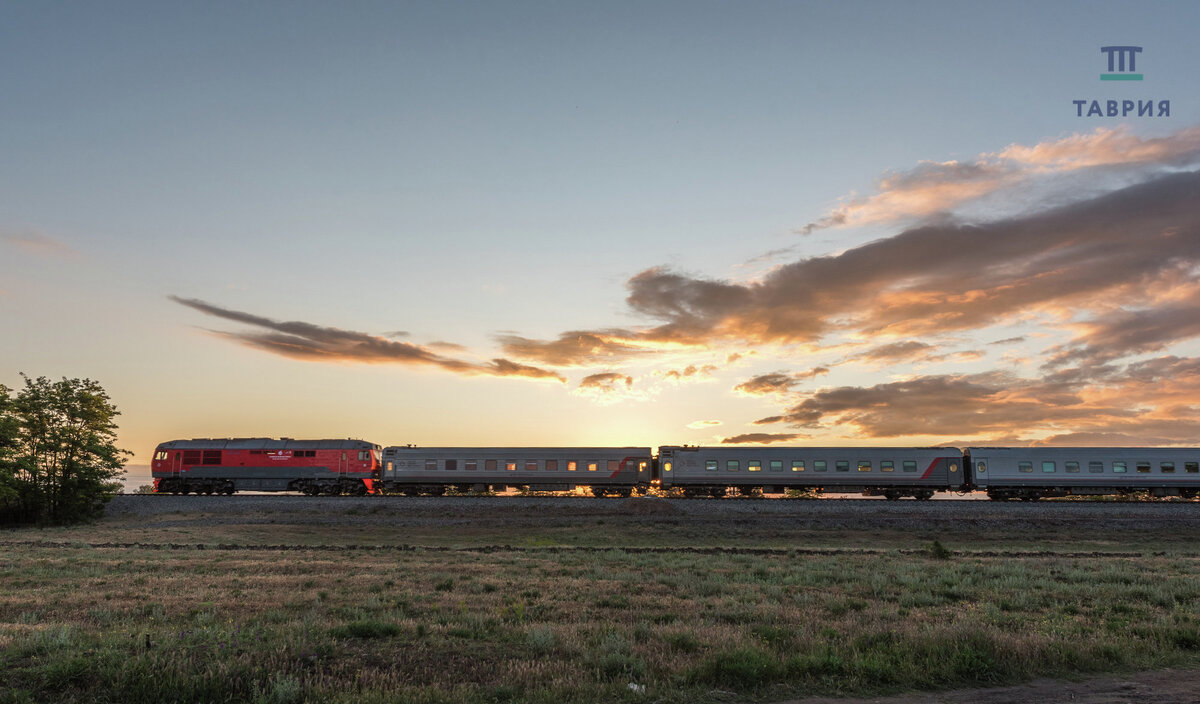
[[150, 438, 1200, 501]]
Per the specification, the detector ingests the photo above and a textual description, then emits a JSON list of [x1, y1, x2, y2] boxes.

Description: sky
[[4, 1, 1200, 483]]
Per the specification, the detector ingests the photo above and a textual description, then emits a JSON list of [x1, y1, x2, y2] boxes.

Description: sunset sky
[[4, 1, 1200, 482]]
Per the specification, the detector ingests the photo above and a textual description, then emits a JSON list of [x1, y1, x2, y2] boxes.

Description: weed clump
[[329, 619, 402, 639]]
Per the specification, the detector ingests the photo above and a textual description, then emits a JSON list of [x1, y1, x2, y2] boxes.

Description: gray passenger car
[[968, 447, 1200, 500], [378, 446, 653, 496], [657, 446, 966, 499]]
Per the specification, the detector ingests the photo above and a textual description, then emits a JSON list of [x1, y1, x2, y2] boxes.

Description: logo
[[1073, 45, 1168, 117], [1101, 46, 1143, 81]]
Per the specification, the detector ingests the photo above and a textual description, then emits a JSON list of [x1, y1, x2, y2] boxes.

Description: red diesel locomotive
[[152, 438, 381, 495]]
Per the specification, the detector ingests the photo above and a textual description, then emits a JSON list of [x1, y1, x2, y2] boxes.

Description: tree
[[0, 375, 128, 525]]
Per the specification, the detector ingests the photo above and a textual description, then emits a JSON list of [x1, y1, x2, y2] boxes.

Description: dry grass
[[1, 505, 1199, 703]]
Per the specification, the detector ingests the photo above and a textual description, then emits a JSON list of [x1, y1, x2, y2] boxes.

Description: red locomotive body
[[151, 438, 381, 495]]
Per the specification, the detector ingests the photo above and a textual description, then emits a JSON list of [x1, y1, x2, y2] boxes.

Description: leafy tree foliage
[[0, 375, 127, 525]]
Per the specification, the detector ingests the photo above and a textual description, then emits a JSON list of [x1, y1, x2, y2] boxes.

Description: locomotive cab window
[[154, 451, 169, 461], [358, 451, 369, 461]]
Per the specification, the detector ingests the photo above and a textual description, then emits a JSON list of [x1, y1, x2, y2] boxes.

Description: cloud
[[852, 341, 935, 363], [721, 433, 803, 444], [1043, 288, 1200, 368], [754, 355, 1200, 444], [170, 296, 565, 382], [578, 372, 633, 391], [734, 368, 829, 396], [799, 125, 1200, 234], [663, 364, 718, 381], [3, 232, 77, 257], [498, 330, 656, 366], [687, 419, 722, 429], [623, 170, 1200, 347]]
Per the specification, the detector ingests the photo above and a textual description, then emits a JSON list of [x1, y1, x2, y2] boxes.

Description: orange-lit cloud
[[621, 170, 1200, 349], [799, 125, 1200, 234], [687, 419, 722, 429], [721, 433, 804, 444], [754, 356, 1200, 444], [3, 232, 77, 257], [734, 368, 829, 396], [170, 296, 565, 383]]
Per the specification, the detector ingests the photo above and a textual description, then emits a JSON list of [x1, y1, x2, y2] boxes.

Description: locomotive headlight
[[950, 464, 958, 473]]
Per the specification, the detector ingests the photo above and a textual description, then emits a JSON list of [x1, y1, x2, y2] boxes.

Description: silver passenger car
[[657, 446, 966, 499], [968, 447, 1200, 500], [378, 446, 653, 496]]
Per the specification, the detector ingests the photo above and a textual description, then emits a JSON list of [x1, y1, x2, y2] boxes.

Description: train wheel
[[617, 488, 632, 498], [590, 487, 605, 498], [708, 487, 726, 499], [884, 491, 900, 501]]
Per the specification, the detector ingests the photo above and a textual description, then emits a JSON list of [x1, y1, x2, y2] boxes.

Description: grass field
[[1, 499, 1199, 703]]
